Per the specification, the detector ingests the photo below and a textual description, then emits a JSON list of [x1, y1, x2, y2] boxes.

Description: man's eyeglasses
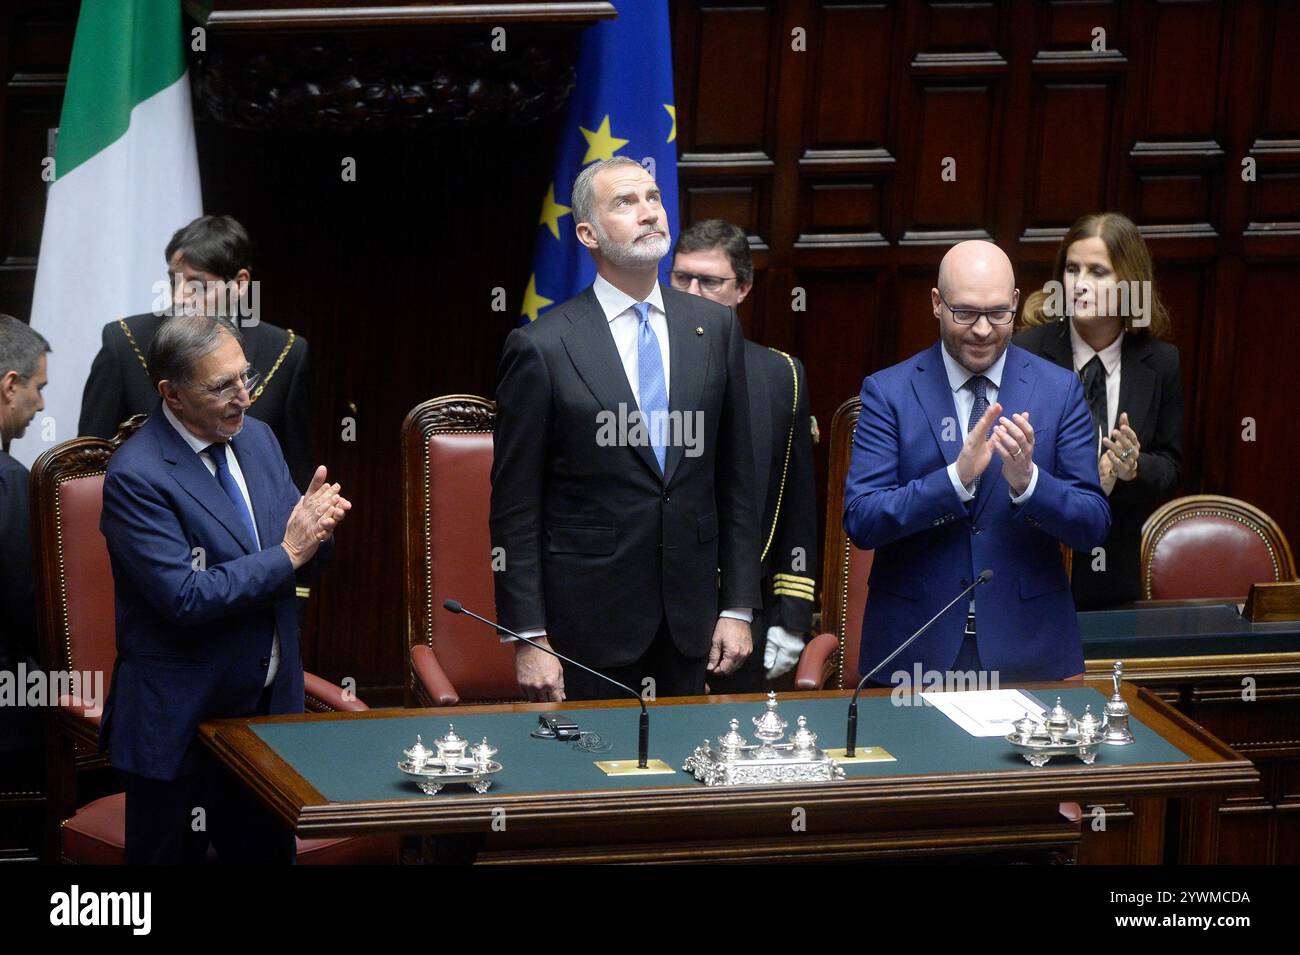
[[193, 369, 259, 403], [938, 291, 1016, 326], [670, 270, 739, 293]]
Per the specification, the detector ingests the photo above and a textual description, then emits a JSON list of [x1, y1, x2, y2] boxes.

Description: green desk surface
[[251, 688, 1190, 804], [1080, 603, 1300, 658]]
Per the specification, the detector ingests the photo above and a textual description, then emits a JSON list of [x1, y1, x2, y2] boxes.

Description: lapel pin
[[695, 326, 704, 336]]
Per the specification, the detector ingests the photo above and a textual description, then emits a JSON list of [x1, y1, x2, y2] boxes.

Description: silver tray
[[1006, 731, 1103, 767], [397, 758, 502, 794], [683, 742, 846, 786]]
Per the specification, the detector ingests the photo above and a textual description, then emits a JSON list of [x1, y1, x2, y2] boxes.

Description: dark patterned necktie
[[1080, 355, 1108, 450], [966, 375, 989, 494]]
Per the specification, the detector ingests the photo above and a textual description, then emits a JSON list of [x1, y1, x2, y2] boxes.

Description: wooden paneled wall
[[672, 0, 1300, 557], [1, 0, 1297, 701]]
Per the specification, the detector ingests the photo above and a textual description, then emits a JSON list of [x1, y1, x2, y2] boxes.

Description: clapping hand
[[1101, 412, 1140, 483], [1098, 446, 1118, 496], [954, 402, 1003, 489], [281, 466, 351, 569], [992, 411, 1035, 496]]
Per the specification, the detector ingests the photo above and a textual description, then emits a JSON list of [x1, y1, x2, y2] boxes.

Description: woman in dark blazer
[[1014, 212, 1183, 609]]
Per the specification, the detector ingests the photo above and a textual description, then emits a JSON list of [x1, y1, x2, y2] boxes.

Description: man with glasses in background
[[670, 220, 819, 690], [99, 315, 349, 863], [843, 240, 1109, 684], [79, 214, 314, 492]]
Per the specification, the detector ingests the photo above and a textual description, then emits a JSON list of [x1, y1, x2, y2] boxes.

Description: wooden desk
[[200, 684, 1254, 864], [1081, 601, 1300, 863]]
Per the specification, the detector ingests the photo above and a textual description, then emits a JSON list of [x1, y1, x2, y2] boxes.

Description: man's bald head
[[932, 240, 1019, 375], [937, 240, 1016, 300]]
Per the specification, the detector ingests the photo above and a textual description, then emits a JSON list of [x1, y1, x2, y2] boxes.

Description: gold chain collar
[[760, 348, 798, 564], [117, 318, 295, 405]]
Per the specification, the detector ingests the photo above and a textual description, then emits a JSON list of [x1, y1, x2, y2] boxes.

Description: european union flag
[[521, 1, 679, 324]]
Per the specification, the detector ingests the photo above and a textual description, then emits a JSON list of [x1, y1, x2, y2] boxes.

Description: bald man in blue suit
[[844, 241, 1110, 684]]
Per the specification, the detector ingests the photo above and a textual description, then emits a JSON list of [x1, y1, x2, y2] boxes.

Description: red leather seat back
[[403, 397, 516, 702], [1144, 497, 1296, 600], [426, 431, 515, 698], [821, 398, 875, 689], [54, 474, 118, 691]]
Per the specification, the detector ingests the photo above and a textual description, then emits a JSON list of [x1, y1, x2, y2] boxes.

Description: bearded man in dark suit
[[490, 157, 762, 702]]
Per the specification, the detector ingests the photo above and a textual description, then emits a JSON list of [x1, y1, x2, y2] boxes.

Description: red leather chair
[[795, 399, 874, 690], [402, 396, 517, 706], [1141, 494, 1297, 600], [31, 418, 396, 863]]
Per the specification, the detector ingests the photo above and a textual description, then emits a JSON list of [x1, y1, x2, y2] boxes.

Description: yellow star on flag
[[664, 104, 676, 143], [579, 114, 630, 165], [520, 273, 553, 323], [538, 182, 571, 240]]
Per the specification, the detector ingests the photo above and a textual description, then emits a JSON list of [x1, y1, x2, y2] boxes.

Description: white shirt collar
[[939, 342, 1008, 393], [593, 273, 666, 323], [1069, 322, 1124, 377]]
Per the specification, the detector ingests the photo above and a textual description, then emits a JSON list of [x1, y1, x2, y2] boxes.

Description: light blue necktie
[[205, 442, 259, 548], [634, 302, 668, 473]]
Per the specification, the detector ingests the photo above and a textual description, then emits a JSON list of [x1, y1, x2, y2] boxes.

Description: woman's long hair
[[1020, 212, 1172, 340]]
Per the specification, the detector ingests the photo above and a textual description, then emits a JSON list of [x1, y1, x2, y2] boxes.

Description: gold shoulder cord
[[118, 320, 295, 407], [251, 329, 295, 403], [118, 319, 149, 373], [759, 347, 798, 563]]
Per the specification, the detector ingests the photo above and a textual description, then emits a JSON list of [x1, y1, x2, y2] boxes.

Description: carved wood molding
[[190, 18, 589, 130], [405, 394, 496, 436], [188, 1, 618, 128], [205, 2, 616, 30]]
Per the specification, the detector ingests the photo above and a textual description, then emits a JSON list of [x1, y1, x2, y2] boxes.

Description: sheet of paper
[[918, 689, 1048, 737]]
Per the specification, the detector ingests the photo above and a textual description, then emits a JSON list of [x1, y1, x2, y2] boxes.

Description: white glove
[[764, 626, 805, 679]]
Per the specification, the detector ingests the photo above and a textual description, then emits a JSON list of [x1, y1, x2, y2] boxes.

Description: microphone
[[844, 569, 994, 757], [442, 599, 651, 769]]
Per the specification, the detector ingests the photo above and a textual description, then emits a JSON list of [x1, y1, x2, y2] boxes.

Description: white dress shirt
[[1069, 322, 1124, 442], [163, 403, 279, 686], [939, 345, 1039, 505], [511, 275, 752, 643], [593, 273, 671, 405]]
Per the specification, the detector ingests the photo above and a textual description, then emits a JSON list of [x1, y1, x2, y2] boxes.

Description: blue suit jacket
[[99, 405, 328, 780], [843, 342, 1110, 682]]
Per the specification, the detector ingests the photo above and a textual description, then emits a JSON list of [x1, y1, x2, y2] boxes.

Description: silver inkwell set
[[683, 692, 847, 786], [398, 725, 502, 794], [1006, 661, 1137, 766]]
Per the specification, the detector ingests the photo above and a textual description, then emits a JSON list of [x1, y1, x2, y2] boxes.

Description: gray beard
[[596, 225, 669, 269]]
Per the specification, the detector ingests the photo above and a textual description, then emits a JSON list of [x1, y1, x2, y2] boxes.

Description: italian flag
[[13, 0, 202, 464]]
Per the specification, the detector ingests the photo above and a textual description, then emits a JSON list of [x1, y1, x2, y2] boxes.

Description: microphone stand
[[443, 599, 650, 768], [844, 570, 993, 757]]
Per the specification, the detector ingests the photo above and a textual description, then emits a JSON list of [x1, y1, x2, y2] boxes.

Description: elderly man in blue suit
[[844, 240, 1110, 684], [100, 315, 349, 864]]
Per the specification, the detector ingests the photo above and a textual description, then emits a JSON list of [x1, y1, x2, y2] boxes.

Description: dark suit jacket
[[79, 313, 314, 491], [747, 342, 818, 631], [489, 285, 762, 668], [0, 449, 40, 753], [1014, 321, 1183, 608], [844, 342, 1111, 681], [710, 342, 819, 693], [99, 405, 330, 780], [0, 450, 35, 668]]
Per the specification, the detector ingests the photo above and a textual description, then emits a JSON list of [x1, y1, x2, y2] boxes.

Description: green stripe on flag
[[55, 0, 188, 180]]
